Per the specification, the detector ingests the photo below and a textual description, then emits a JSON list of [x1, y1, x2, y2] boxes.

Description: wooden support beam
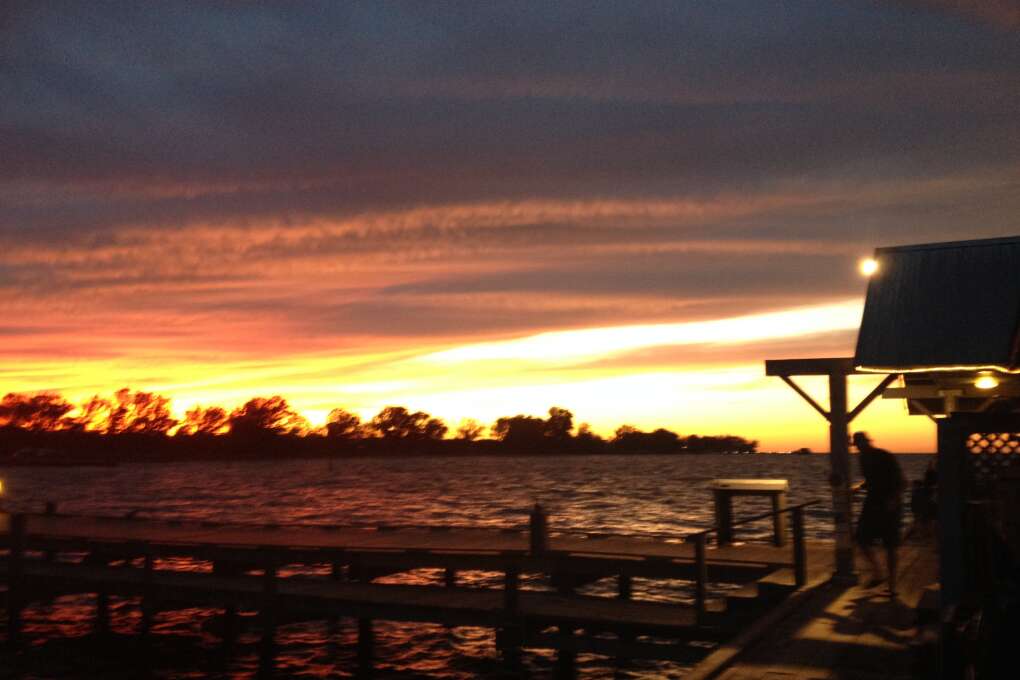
[[765, 357, 858, 376], [848, 373, 899, 422], [828, 371, 856, 582], [779, 376, 830, 422]]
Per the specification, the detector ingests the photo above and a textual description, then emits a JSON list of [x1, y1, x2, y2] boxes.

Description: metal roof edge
[[874, 234, 1020, 254]]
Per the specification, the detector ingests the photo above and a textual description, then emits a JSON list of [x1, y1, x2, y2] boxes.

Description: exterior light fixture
[[859, 258, 879, 276], [975, 373, 1000, 390]]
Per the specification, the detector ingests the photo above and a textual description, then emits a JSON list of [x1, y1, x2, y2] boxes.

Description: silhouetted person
[[852, 431, 906, 595]]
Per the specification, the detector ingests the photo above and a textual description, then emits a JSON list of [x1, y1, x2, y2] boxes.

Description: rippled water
[[0, 453, 931, 679]]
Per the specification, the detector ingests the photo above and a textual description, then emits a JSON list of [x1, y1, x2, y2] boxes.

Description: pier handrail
[[682, 499, 821, 622]]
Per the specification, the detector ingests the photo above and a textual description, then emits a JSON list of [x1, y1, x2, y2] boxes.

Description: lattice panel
[[967, 432, 1020, 485]]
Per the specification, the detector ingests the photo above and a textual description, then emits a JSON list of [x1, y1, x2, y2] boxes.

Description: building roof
[[854, 235, 1020, 373]]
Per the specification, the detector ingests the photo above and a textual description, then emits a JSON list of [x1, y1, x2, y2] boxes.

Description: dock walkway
[[688, 536, 939, 679], [2, 506, 830, 667]]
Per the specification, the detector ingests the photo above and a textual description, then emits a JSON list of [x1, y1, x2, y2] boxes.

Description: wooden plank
[[765, 358, 857, 377]]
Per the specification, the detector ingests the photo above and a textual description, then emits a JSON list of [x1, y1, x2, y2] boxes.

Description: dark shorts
[[856, 500, 901, 547]]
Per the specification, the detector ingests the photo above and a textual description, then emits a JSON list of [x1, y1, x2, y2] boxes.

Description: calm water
[[0, 453, 931, 679]]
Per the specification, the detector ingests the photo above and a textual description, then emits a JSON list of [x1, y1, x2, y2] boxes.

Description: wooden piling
[[357, 618, 374, 677], [444, 566, 456, 588], [618, 573, 632, 599], [260, 553, 278, 665], [555, 625, 577, 680], [504, 565, 520, 613], [141, 548, 155, 634], [792, 505, 807, 587], [6, 513, 26, 645], [96, 591, 110, 635], [694, 533, 708, 624], [44, 502, 56, 562]]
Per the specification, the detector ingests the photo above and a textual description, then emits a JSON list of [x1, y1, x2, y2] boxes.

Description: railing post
[[694, 533, 707, 624], [260, 551, 278, 668], [618, 573, 632, 599], [6, 513, 26, 645], [44, 502, 56, 561], [504, 564, 520, 614], [141, 546, 155, 634], [793, 506, 807, 587], [530, 503, 548, 555]]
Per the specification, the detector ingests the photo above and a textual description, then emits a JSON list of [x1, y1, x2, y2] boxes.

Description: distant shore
[[0, 428, 766, 466]]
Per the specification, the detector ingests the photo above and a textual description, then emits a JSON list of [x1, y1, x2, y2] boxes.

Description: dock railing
[[4, 498, 821, 632], [683, 500, 820, 623]]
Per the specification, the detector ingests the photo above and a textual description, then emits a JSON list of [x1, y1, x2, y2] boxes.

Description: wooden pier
[[1, 501, 826, 673]]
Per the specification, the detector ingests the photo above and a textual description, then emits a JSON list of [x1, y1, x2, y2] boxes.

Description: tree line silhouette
[[0, 389, 758, 463]]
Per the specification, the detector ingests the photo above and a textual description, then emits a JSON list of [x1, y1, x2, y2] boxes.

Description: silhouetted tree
[[492, 407, 576, 447], [0, 392, 74, 431], [229, 396, 309, 437], [545, 406, 574, 440], [70, 396, 113, 432], [368, 406, 446, 440], [179, 406, 229, 435], [325, 408, 362, 439], [491, 414, 547, 445], [575, 423, 605, 449], [455, 419, 485, 441], [106, 388, 177, 435]]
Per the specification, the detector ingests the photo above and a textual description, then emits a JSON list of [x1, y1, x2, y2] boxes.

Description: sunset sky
[[2, 2, 1018, 452]]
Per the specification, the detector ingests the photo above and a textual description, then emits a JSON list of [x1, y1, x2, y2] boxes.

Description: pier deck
[[688, 536, 939, 679], [2, 506, 835, 666]]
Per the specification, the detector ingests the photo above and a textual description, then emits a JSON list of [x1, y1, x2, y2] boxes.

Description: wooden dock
[[0, 503, 830, 672], [686, 536, 940, 679]]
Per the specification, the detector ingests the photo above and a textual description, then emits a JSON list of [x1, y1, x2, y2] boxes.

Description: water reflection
[[1, 453, 931, 678]]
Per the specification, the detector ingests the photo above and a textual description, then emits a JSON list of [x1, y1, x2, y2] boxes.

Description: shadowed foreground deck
[[687, 536, 939, 679]]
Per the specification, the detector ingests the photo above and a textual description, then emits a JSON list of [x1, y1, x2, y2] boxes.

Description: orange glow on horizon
[[0, 297, 935, 451]]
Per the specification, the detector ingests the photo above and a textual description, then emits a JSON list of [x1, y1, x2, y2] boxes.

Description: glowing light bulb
[[859, 258, 879, 277], [975, 374, 999, 390]]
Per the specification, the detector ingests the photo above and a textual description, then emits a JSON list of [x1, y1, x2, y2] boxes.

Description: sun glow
[[859, 257, 879, 276], [422, 299, 864, 365]]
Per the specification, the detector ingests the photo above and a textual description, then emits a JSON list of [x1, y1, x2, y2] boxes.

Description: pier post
[[44, 502, 56, 561], [693, 533, 708, 624], [6, 513, 26, 645], [444, 566, 457, 588], [357, 618, 374, 677], [828, 370, 856, 582], [141, 547, 155, 634], [555, 626, 577, 680], [96, 591, 111, 636], [792, 506, 807, 587], [530, 503, 548, 555], [771, 493, 788, 547], [259, 553, 278, 669], [504, 565, 520, 613], [618, 573, 632, 599]]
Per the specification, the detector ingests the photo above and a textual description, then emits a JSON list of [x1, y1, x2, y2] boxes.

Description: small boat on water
[[0, 447, 118, 467], [790, 447, 813, 455]]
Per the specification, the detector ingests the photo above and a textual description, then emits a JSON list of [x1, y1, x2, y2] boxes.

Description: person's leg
[[859, 543, 882, 585]]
